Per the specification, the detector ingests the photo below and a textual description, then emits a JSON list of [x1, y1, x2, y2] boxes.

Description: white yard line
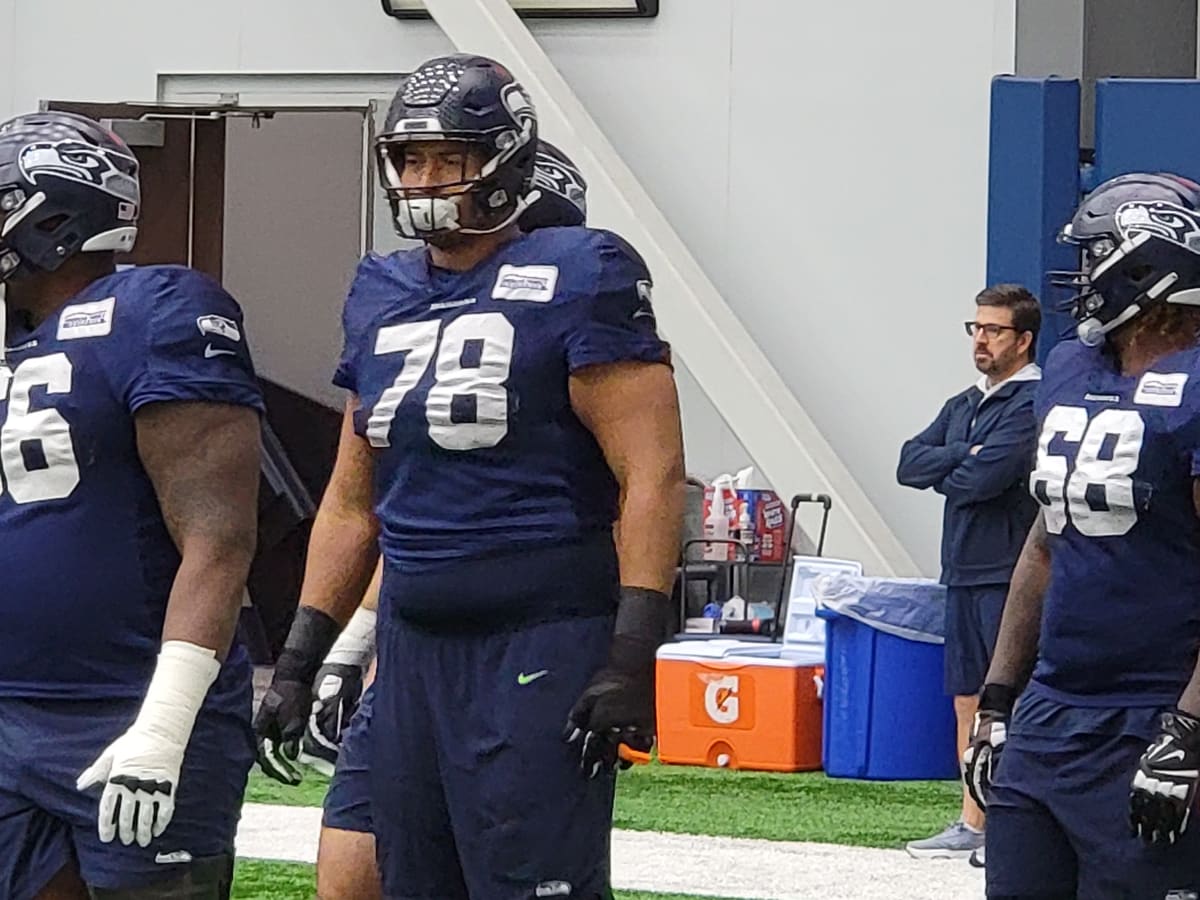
[[236, 803, 985, 900]]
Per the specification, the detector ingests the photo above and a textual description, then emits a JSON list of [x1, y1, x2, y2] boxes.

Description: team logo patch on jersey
[[57, 297, 115, 340], [492, 264, 559, 302], [196, 314, 242, 343], [1134, 372, 1188, 407]]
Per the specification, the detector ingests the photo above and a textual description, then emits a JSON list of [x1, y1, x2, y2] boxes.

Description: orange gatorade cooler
[[655, 641, 823, 772]]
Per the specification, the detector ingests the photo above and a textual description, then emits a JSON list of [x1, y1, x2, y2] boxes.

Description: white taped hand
[[77, 725, 187, 847], [77, 641, 220, 846]]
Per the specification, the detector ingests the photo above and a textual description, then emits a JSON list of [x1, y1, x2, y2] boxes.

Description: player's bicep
[[569, 360, 683, 487], [135, 401, 261, 555], [324, 395, 377, 520]]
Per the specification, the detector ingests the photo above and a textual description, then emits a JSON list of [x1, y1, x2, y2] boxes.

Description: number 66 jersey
[[336, 226, 669, 576], [1030, 338, 1200, 706], [0, 265, 264, 701]]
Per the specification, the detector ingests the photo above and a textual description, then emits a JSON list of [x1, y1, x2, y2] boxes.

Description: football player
[[963, 172, 1200, 898], [288, 136, 592, 778], [0, 111, 262, 899], [258, 139, 593, 900], [254, 54, 684, 900]]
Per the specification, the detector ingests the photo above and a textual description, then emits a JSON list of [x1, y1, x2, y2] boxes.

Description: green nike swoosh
[[517, 669, 550, 686]]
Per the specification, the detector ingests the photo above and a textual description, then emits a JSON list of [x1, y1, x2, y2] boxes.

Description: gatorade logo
[[703, 675, 740, 724]]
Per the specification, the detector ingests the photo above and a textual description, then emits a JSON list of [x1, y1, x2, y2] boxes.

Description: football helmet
[[0, 110, 139, 281], [1055, 172, 1200, 345], [520, 139, 587, 230], [376, 54, 538, 239]]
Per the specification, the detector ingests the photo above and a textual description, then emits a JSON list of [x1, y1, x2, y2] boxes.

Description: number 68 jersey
[[0, 265, 263, 700], [1030, 338, 1200, 706], [336, 226, 669, 573]]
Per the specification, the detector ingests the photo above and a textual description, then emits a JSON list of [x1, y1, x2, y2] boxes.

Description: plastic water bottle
[[702, 480, 732, 561]]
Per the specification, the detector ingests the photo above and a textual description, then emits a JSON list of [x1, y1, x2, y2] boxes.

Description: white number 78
[[366, 312, 515, 452]]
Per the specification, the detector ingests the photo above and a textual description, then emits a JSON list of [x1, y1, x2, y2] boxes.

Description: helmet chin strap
[[457, 190, 540, 236], [394, 190, 542, 240], [1078, 302, 1142, 347]]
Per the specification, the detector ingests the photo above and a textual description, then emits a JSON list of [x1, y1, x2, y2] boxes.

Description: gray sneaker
[[905, 821, 985, 859]]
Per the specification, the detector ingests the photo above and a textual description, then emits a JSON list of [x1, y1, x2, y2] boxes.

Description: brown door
[[42, 102, 229, 280], [40, 102, 379, 658]]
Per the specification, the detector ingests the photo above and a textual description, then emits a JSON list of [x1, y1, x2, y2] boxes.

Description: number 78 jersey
[[1030, 339, 1200, 706], [335, 227, 669, 572]]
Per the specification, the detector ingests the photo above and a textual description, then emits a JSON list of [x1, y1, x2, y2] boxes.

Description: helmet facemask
[[375, 128, 537, 243]]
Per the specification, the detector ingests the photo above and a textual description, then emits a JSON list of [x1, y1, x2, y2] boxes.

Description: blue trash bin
[[815, 576, 958, 780]]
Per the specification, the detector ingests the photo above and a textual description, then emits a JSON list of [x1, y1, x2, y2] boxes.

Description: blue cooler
[[815, 576, 957, 780]]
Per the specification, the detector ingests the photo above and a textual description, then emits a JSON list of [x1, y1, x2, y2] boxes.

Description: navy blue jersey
[[1029, 339, 1200, 705], [0, 265, 263, 700], [335, 226, 669, 571]]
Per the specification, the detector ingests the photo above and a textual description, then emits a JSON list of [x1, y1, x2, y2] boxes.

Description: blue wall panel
[[1095, 78, 1200, 185], [986, 77, 1081, 362]]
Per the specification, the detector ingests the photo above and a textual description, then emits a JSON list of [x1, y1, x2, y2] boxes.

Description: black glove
[[565, 587, 673, 779], [1131, 709, 1200, 844], [962, 682, 1017, 812], [254, 606, 340, 785], [300, 662, 366, 772]]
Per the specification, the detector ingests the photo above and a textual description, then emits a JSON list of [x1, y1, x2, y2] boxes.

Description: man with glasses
[[896, 284, 1042, 863]]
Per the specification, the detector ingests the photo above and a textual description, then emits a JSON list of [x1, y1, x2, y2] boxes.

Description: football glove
[[254, 605, 341, 785], [1131, 709, 1200, 845], [77, 642, 219, 847], [565, 587, 672, 779], [962, 682, 1017, 812], [299, 662, 365, 776]]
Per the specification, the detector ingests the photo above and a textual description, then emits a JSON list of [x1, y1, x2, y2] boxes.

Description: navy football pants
[[988, 687, 1200, 899], [370, 614, 617, 900]]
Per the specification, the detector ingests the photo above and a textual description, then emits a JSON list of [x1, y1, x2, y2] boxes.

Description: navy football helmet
[[1055, 172, 1200, 345], [376, 54, 538, 239], [520, 139, 587, 231], [0, 110, 139, 281]]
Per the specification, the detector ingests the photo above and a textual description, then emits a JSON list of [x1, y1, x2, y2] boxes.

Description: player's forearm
[[296, 500, 380, 628], [615, 469, 686, 595], [984, 515, 1050, 691], [162, 532, 257, 661]]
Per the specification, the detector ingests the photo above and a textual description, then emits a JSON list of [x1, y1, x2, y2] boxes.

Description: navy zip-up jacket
[[897, 370, 1040, 586]]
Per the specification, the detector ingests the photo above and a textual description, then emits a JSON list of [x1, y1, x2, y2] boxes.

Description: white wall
[[0, 0, 12, 117], [3, 0, 1012, 575]]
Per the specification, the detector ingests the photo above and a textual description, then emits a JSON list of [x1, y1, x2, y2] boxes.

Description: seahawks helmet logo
[[531, 152, 587, 217], [500, 83, 537, 147], [17, 140, 139, 206], [1114, 200, 1200, 251]]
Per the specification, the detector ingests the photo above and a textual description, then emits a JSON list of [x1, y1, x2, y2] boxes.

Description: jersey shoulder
[[509, 227, 649, 305], [344, 249, 429, 318], [110, 264, 244, 329], [62, 265, 243, 357], [1037, 339, 1104, 406]]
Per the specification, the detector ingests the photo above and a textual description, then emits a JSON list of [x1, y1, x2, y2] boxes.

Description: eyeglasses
[[964, 321, 1020, 339]]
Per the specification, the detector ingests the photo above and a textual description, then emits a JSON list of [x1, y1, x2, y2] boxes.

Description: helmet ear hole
[[35, 214, 67, 234]]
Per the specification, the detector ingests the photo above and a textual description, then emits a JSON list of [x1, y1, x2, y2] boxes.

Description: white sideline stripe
[[235, 803, 985, 900]]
